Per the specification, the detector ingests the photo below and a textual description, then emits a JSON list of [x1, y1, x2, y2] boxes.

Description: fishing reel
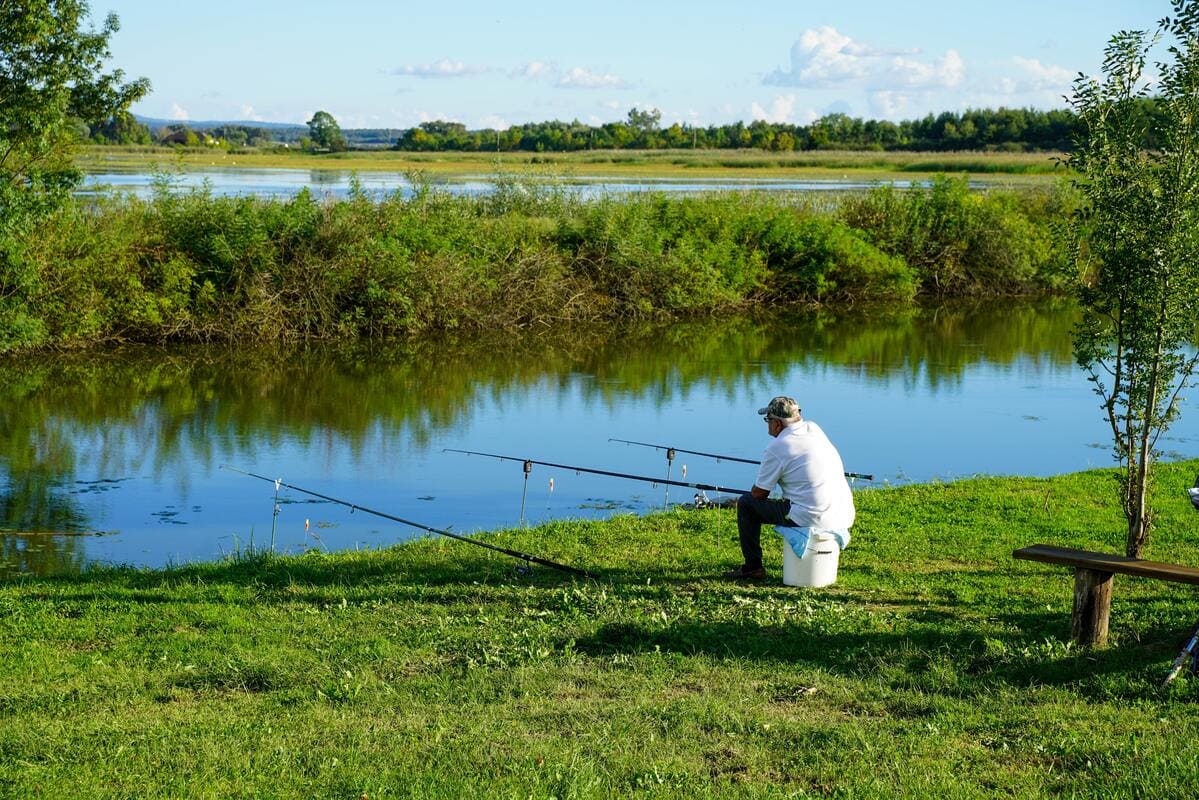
[[1188, 473, 1199, 512], [692, 491, 738, 510]]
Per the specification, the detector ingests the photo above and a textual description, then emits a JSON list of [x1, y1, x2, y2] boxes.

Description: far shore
[[76, 144, 1065, 184]]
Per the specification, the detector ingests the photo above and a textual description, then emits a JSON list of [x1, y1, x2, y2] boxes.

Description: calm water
[[79, 168, 984, 200], [3, 302, 1197, 576]]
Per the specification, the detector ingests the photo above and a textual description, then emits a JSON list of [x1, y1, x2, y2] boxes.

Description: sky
[[99, 0, 1160, 130]]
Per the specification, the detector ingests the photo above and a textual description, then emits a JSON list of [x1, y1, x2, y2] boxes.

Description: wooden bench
[[1013, 544, 1199, 646]]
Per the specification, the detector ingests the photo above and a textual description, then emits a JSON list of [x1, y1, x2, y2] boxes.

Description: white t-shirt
[[754, 419, 855, 531]]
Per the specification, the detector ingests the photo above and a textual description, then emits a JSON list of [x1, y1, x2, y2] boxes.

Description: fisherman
[[724, 396, 855, 580]]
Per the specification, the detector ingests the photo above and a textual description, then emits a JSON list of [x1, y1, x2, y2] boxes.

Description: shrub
[[839, 175, 1058, 295], [0, 182, 1063, 351]]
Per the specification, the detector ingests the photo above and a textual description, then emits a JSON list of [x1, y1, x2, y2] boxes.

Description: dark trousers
[[737, 494, 797, 568]]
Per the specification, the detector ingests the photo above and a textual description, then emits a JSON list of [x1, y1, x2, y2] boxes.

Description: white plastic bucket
[[782, 532, 840, 587]]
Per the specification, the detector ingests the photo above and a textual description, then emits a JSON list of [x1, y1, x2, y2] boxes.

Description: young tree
[[0, 1, 149, 348], [306, 110, 347, 152], [1, 2, 149, 204], [1068, 0, 1199, 558], [626, 107, 661, 137], [90, 110, 152, 144]]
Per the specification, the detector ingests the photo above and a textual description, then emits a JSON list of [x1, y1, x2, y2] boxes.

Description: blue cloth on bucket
[[776, 526, 851, 559]]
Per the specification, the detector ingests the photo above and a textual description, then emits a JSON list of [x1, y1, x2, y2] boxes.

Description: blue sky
[[101, 0, 1158, 129]]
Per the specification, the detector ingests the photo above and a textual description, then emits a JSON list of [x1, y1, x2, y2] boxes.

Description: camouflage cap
[[757, 396, 801, 422]]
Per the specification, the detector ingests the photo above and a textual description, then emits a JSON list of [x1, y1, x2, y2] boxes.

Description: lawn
[[2, 462, 1198, 798]]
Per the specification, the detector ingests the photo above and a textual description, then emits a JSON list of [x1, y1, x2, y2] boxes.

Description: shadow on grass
[[7, 544, 602, 597], [565, 615, 1197, 698], [9, 538, 1197, 700]]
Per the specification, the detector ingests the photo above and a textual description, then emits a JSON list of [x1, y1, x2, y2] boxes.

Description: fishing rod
[[608, 438, 874, 482], [1164, 617, 1199, 685], [444, 449, 751, 496], [220, 465, 595, 580]]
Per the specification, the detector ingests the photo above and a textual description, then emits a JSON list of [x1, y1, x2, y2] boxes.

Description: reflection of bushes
[[0, 301, 1077, 475], [0, 301, 1076, 573], [3, 181, 1072, 351]]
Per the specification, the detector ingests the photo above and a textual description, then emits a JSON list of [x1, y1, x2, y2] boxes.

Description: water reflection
[[1, 300, 1184, 576]]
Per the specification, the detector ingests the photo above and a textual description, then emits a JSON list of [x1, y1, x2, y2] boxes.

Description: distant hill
[[134, 114, 305, 132], [133, 115, 400, 147]]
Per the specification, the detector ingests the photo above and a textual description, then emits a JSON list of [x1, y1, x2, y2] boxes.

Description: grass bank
[[76, 146, 1064, 182], [0, 177, 1074, 352], [3, 462, 1199, 797]]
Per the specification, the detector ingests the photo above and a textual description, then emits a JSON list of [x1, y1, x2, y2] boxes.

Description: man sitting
[[724, 396, 855, 580]]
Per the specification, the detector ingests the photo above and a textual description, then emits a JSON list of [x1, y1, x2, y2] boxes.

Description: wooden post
[[1072, 568, 1113, 646]]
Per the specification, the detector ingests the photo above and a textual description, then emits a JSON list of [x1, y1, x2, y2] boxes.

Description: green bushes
[[1, 180, 1069, 351], [839, 176, 1070, 295], [753, 211, 915, 301], [556, 195, 768, 315]]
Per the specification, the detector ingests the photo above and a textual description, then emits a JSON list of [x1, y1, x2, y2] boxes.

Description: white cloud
[[511, 61, 553, 79], [239, 105, 265, 122], [889, 49, 964, 89], [751, 94, 797, 123], [170, 102, 189, 121], [869, 90, 915, 119], [602, 99, 623, 110], [395, 59, 489, 78], [967, 56, 1077, 108], [557, 67, 628, 89], [415, 110, 458, 124], [1010, 56, 1073, 92], [766, 26, 963, 90], [477, 114, 508, 129]]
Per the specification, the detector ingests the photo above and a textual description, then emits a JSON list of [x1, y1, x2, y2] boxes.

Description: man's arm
[[753, 448, 781, 500]]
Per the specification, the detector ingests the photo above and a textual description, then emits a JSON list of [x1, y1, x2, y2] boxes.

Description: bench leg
[[1072, 568, 1113, 646]]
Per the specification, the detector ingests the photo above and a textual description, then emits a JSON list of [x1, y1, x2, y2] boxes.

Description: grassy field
[[3, 462, 1199, 798], [75, 145, 1065, 183]]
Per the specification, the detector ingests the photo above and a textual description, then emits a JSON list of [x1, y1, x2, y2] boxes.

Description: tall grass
[[75, 144, 1066, 179], [0, 177, 1075, 352]]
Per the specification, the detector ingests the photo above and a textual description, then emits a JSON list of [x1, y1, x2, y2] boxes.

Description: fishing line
[[443, 448, 750, 495], [608, 438, 874, 481], [220, 465, 595, 580]]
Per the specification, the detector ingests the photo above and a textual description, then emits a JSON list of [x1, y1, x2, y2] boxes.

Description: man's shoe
[[722, 565, 767, 581]]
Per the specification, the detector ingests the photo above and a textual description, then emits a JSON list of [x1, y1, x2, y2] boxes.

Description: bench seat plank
[[1014, 544, 1199, 586]]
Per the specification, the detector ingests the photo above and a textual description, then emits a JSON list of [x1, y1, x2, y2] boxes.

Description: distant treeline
[[88, 101, 1168, 154], [394, 102, 1168, 153], [0, 177, 1076, 352], [86, 113, 281, 148], [86, 113, 399, 148]]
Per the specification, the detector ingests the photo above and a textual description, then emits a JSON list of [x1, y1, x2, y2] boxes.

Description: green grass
[[3, 462, 1199, 797], [75, 145, 1063, 184]]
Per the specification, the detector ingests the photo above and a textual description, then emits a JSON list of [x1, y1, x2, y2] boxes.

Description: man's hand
[[750, 486, 770, 500]]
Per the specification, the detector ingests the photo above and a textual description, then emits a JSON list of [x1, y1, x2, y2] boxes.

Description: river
[[79, 167, 985, 200], [2, 301, 1196, 576]]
